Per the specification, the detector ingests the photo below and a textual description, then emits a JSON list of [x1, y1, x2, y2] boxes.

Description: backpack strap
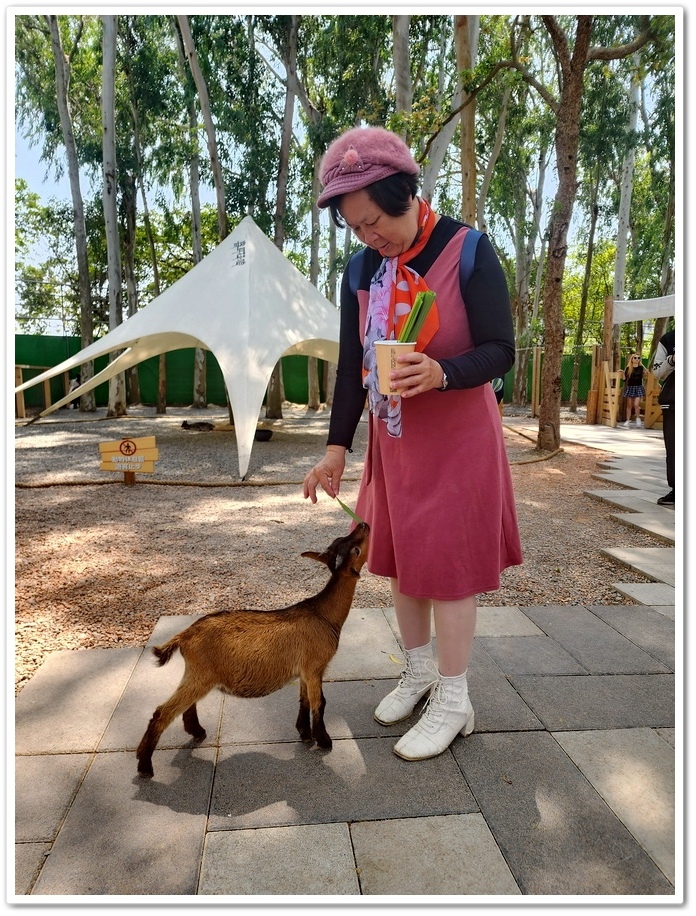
[[459, 227, 483, 300], [349, 226, 482, 299]]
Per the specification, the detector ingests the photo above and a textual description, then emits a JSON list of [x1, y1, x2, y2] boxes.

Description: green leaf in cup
[[398, 290, 437, 344], [336, 497, 364, 524]]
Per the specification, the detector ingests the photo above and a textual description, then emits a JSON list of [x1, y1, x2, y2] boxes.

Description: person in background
[[302, 126, 522, 761], [652, 328, 675, 506], [68, 374, 81, 409], [621, 354, 646, 428]]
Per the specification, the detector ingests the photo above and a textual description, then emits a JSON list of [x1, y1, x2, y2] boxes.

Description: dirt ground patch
[[13, 407, 662, 693]]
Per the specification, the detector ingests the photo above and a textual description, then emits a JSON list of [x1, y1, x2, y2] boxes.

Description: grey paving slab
[[100, 639, 223, 752], [602, 546, 676, 586], [585, 488, 663, 513], [475, 605, 544, 637], [208, 736, 477, 831], [610, 511, 675, 544], [146, 613, 202, 646], [350, 814, 521, 896], [612, 582, 676, 609], [476, 636, 588, 676], [592, 470, 666, 493], [554, 728, 675, 884], [598, 456, 667, 474], [219, 678, 405, 746], [15, 648, 141, 755], [656, 727, 676, 748], [325, 606, 401, 680], [199, 823, 360, 895], [521, 605, 670, 674], [468, 643, 545, 732], [587, 605, 675, 671], [15, 843, 51, 896], [15, 754, 93, 842], [509, 673, 674, 731], [451, 731, 674, 895], [29, 747, 216, 895]]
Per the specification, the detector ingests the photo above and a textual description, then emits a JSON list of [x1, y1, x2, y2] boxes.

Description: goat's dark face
[[302, 522, 370, 575]]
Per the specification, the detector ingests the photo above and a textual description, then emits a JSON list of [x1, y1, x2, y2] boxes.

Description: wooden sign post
[[99, 436, 159, 485]]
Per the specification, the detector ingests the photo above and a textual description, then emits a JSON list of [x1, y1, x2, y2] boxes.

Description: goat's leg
[[305, 676, 331, 749], [182, 704, 207, 743], [295, 680, 312, 742], [136, 681, 208, 778]]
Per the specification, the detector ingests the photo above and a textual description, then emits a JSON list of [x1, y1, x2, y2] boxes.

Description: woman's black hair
[[327, 172, 419, 228]]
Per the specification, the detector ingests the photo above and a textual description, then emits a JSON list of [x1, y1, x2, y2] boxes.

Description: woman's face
[[338, 188, 418, 258]]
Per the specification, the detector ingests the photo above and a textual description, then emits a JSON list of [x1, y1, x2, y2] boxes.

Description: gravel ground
[[13, 402, 662, 694]]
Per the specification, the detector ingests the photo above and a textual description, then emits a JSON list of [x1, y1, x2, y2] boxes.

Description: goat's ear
[[301, 550, 331, 567]]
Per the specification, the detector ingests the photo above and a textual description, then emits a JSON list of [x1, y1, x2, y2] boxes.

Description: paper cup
[[373, 340, 416, 395]]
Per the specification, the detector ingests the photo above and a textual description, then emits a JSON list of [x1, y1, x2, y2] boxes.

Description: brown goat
[[136, 522, 370, 778]]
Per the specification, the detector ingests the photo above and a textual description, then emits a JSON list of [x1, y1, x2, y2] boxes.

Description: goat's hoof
[[190, 729, 207, 744], [316, 737, 332, 750], [137, 761, 154, 779]]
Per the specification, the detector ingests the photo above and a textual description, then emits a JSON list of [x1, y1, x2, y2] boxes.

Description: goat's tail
[[152, 637, 180, 667]]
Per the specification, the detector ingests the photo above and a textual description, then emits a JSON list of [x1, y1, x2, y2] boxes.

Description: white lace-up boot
[[374, 643, 438, 725], [392, 671, 474, 760]]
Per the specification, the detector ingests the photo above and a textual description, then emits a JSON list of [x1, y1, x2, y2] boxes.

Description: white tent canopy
[[612, 294, 675, 325], [15, 216, 340, 478]]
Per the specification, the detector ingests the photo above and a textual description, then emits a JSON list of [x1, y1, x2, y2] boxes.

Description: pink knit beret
[[317, 126, 419, 208]]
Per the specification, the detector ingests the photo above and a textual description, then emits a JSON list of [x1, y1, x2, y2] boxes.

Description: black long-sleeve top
[[328, 216, 516, 449]]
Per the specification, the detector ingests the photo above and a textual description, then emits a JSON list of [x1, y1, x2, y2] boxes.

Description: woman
[[303, 126, 523, 761], [622, 353, 646, 428]]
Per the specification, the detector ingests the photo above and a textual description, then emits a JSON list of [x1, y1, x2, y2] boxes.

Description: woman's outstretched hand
[[303, 446, 347, 504]]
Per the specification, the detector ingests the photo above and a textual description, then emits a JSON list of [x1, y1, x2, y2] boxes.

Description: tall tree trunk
[[421, 17, 475, 202], [392, 15, 412, 119], [177, 14, 227, 241], [267, 15, 301, 418], [174, 15, 209, 411], [456, 16, 478, 225], [536, 17, 592, 451], [570, 174, 600, 411], [125, 24, 164, 413], [46, 15, 95, 411], [101, 14, 126, 418], [122, 172, 140, 404], [611, 60, 641, 370]]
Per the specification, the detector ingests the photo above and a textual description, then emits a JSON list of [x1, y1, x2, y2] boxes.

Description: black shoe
[[657, 490, 675, 506]]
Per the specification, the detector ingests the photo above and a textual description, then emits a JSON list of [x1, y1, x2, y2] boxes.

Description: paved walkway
[[14, 421, 679, 901]]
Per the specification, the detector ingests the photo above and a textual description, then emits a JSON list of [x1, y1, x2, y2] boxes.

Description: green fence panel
[[15, 335, 326, 409]]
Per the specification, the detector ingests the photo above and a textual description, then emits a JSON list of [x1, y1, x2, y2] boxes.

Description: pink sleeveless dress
[[354, 228, 523, 600]]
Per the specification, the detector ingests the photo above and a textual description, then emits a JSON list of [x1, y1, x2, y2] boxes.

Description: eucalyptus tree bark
[[46, 15, 95, 411], [267, 15, 301, 418], [421, 16, 480, 204], [510, 14, 654, 451], [306, 156, 323, 411], [122, 173, 141, 404], [513, 125, 549, 406], [173, 15, 208, 411], [392, 15, 412, 119], [124, 27, 164, 412], [570, 165, 601, 411], [276, 15, 329, 416], [177, 15, 228, 242], [611, 60, 641, 370], [476, 83, 511, 231], [456, 15, 478, 225], [101, 14, 126, 418]]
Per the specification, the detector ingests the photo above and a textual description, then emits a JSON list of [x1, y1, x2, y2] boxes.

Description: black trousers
[[661, 406, 675, 490]]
